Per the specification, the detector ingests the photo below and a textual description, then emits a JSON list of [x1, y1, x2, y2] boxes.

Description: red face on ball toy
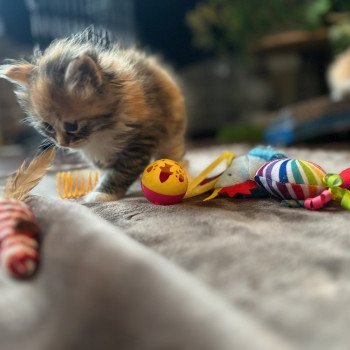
[[141, 159, 188, 205]]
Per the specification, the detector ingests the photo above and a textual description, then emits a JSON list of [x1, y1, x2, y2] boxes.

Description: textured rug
[[1, 144, 350, 350]]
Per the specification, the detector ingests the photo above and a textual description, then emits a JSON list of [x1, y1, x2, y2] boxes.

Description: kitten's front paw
[[85, 191, 122, 203]]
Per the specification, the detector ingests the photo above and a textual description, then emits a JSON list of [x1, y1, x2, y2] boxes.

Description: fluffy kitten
[[327, 47, 350, 101], [0, 28, 187, 202]]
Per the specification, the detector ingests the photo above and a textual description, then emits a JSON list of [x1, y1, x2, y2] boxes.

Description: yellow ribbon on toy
[[202, 187, 223, 201], [324, 173, 350, 210], [185, 151, 234, 198]]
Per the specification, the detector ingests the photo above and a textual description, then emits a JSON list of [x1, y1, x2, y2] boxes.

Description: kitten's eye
[[64, 122, 78, 133], [43, 122, 55, 134]]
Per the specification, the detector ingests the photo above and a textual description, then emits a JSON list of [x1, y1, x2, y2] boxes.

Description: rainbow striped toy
[[255, 159, 350, 210], [255, 159, 326, 200]]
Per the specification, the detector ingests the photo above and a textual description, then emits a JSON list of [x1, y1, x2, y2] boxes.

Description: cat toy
[[0, 148, 55, 278], [141, 146, 350, 211], [254, 158, 327, 203], [201, 148, 350, 211], [141, 152, 234, 205], [57, 170, 100, 199], [290, 167, 350, 210], [141, 159, 189, 205], [140, 147, 283, 205], [203, 147, 287, 201]]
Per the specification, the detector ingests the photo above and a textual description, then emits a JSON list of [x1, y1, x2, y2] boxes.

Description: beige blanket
[[1, 144, 350, 350]]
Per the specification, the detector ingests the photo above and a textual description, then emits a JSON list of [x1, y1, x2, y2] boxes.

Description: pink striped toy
[[0, 148, 55, 278], [0, 199, 40, 278]]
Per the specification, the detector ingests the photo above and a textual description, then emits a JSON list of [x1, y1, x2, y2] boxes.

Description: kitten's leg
[[155, 122, 186, 162], [86, 145, 153, 203], [85, 170, 126, 202], [155, 123, 188, 171]]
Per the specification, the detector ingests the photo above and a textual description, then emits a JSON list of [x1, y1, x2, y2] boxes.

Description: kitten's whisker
[[21, 117, 35, 125]]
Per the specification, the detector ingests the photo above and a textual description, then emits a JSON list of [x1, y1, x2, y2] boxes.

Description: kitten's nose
[[56, 134, 69, 147]]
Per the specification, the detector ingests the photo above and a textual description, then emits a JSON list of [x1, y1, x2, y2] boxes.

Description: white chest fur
[[80, 130, 121, 165]]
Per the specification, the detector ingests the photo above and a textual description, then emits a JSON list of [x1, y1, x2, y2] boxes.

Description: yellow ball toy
[[141, 159, 188, 205]]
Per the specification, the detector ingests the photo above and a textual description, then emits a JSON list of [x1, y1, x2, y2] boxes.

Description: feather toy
[[0, 148, 55, 278]]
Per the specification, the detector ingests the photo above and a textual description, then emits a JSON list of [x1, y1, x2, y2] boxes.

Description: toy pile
[[141, 146, 350, 211]]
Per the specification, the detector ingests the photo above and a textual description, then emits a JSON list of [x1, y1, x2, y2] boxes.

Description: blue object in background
[[264, 100, 350, 145], [264, 109, 296, 145]]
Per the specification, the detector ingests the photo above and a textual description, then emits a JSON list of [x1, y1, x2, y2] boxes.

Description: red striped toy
[[0, 149, 55, 278], [0, 199, 40, 278]]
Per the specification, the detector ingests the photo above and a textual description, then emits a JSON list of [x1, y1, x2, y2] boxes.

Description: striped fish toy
[[0, 148, 55, 278], [255, 159, 326, 200], [0, 199, 40, 278]]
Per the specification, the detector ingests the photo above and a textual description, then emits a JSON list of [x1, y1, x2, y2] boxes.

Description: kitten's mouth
[[69, 139, 87, 148], [59, 139, 87, 148]]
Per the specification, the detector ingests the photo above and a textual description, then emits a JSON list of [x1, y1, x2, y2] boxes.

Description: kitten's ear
[[64, 54, 103, 98], [0, 62, 33, 85]]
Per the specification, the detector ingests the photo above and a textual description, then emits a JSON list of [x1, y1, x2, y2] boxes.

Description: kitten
[[0, 27, 187, 202], [327, 47, 350, 101]]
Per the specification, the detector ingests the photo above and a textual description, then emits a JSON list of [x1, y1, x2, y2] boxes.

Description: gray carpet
[[1, 144, 350, 350]]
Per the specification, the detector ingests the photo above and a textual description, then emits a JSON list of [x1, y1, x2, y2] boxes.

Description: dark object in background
[[0, 0, 136, 47], [265, 96, 350, 145], [135, 0, 205, 68], [25, 0, 135, 46], [0, 0, 32, 44], [253, 29, 331, 109]]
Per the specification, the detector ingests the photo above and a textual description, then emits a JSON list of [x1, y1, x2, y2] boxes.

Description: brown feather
[[4, 148, 56, 200], [12, 160, 27, 190], [4, 177, 13, 199]]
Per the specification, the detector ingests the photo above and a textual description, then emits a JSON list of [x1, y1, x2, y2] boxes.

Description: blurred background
[[1, 0, 350, 156]]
